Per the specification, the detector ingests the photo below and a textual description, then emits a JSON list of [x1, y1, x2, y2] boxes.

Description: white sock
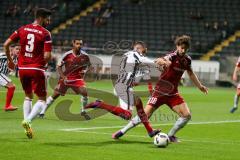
[[23, 97, 32, 120], [81, 96, 88, 112], [168, 116, 191, 137], [234, 94, 239, 108], [120, 115, 141, 134], [40, 96, 54, 115], [27, 100, 46, 122]]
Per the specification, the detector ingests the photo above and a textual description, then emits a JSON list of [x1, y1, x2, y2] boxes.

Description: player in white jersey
[[0, 44, 19, 111], [85, 41, 161, 137], [230, 56, 240, 113]]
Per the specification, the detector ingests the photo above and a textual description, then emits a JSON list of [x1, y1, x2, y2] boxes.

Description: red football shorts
[[147, 93, 185, 109], [19, 69, 47, 97], [55, 79, 86, 96]]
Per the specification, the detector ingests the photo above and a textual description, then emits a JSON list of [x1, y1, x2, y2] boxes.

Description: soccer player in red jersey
[[112, 35, 208, 142], [39, 39, 91, 119], [230, 57, 240, 113], [4, 8, 52, 139]]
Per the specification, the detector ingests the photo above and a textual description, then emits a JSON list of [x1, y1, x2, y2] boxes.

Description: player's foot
[[22, 120, 33, 139], [168, 135, 180, 143], [80, 111, 91, 120], [148, 129, 161, 138], [4, 105, 18, 111], [230, 107, 238, 113], [84, 100, 102, 109], [38, 113, 45, 118], [112, 130, 124, 139]]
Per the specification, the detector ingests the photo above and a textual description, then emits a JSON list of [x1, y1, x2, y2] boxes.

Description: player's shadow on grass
[[43, 139, 150, 147]]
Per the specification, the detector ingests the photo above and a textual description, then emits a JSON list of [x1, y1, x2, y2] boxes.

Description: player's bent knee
[[182, 113, 191, 120]]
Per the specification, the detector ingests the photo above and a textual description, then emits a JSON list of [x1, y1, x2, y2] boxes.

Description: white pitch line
[[60, 119, 240, 132], [63, 130, 240, 146]]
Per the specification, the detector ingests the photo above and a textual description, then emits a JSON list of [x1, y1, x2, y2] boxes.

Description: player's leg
[[168, 101, 191, 142], [26, 70, 47, 122], [230, 87, 240, 113], [71, 83, 88, 113], [19, 69, 34, 139], [72, 86, 91, 120], [39, 80, 68, 117], [0, 73, 17, 111], [39, 91, 60, 117], [85, 83, 132, 120], [113, 104, 157, 139], [134, 96, 160, 137]]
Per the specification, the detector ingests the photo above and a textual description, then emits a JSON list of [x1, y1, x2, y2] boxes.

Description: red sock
[[135, 98, 153, 133], [99, 102, 132, 120], [5, 86, 15, 108], [148, 82, 153, 95]]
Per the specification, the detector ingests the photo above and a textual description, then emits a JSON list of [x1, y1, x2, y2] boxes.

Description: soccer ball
[[153, 133, 169, 147]]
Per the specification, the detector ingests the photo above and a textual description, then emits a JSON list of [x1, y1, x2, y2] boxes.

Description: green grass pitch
[[0, 77, 240, 160]]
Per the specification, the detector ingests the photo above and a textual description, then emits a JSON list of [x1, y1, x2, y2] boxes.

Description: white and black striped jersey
[[134, 65, 151, 84], [0, 53, 17, 75], [116, 50, 154, 86]]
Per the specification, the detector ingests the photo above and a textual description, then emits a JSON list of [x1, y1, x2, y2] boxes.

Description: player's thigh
[[72, 86, 88, 96], [115, 83, 134, 110], [236, 87, 240, 96], [172, 102, 191, 118], [54, 81, 68, 96], [0, 73, 12, 87], [32, 70, 47, 98], [144, 104, 157, 117], [19, 70, 33, 95]]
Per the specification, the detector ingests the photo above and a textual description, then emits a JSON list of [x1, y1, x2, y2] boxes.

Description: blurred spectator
[[124, 0, 146, 5], [165, 34, 176, 45], [93, 4, 114, 27], [204, 22, 210, 32], [212, 22, 219, 31], [23, 3, 33, 15], [193, 41, 202, 53], [189, 10, 203, 20], [221, 20, 229, 39], [5, 4, 21, 17]]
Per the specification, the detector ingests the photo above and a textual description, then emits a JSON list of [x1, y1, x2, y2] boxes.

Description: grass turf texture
[[0, 77, 240, 160]]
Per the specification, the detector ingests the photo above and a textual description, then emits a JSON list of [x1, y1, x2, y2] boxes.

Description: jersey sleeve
[[9, 30, 20, 42], [57, 54, 67, 67], [44, 32, 52, 52], [186, 57, 192, 71]]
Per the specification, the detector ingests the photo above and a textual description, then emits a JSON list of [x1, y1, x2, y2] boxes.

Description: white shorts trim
[[18, 67, 45, 72]]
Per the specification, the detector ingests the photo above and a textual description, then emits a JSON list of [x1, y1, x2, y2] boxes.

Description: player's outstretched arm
[[44, 52, 52, 63], [187, 70, 208, 94], [57, 65, 66, 81], [3, 38, 15, 70], [232, 66, 240, 82]]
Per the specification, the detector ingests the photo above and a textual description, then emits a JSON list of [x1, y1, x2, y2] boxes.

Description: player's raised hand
[[8, 60, 16, 70], [154, 58, 171, 68], [199, 85, 208, 94]]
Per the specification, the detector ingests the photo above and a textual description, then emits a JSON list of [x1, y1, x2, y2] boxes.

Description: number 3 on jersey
[[25, 33, 35, 55]]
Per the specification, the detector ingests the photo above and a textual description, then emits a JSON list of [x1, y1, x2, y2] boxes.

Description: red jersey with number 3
[[9, 23, 52, 70]]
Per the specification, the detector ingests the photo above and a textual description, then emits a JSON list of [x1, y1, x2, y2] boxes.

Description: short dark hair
[[35, 8, 52, 19], [73, 39, 83, 43], [133, 41, 147, 49], [175, 35, 191, 48], [10, 43, 20, 47]]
